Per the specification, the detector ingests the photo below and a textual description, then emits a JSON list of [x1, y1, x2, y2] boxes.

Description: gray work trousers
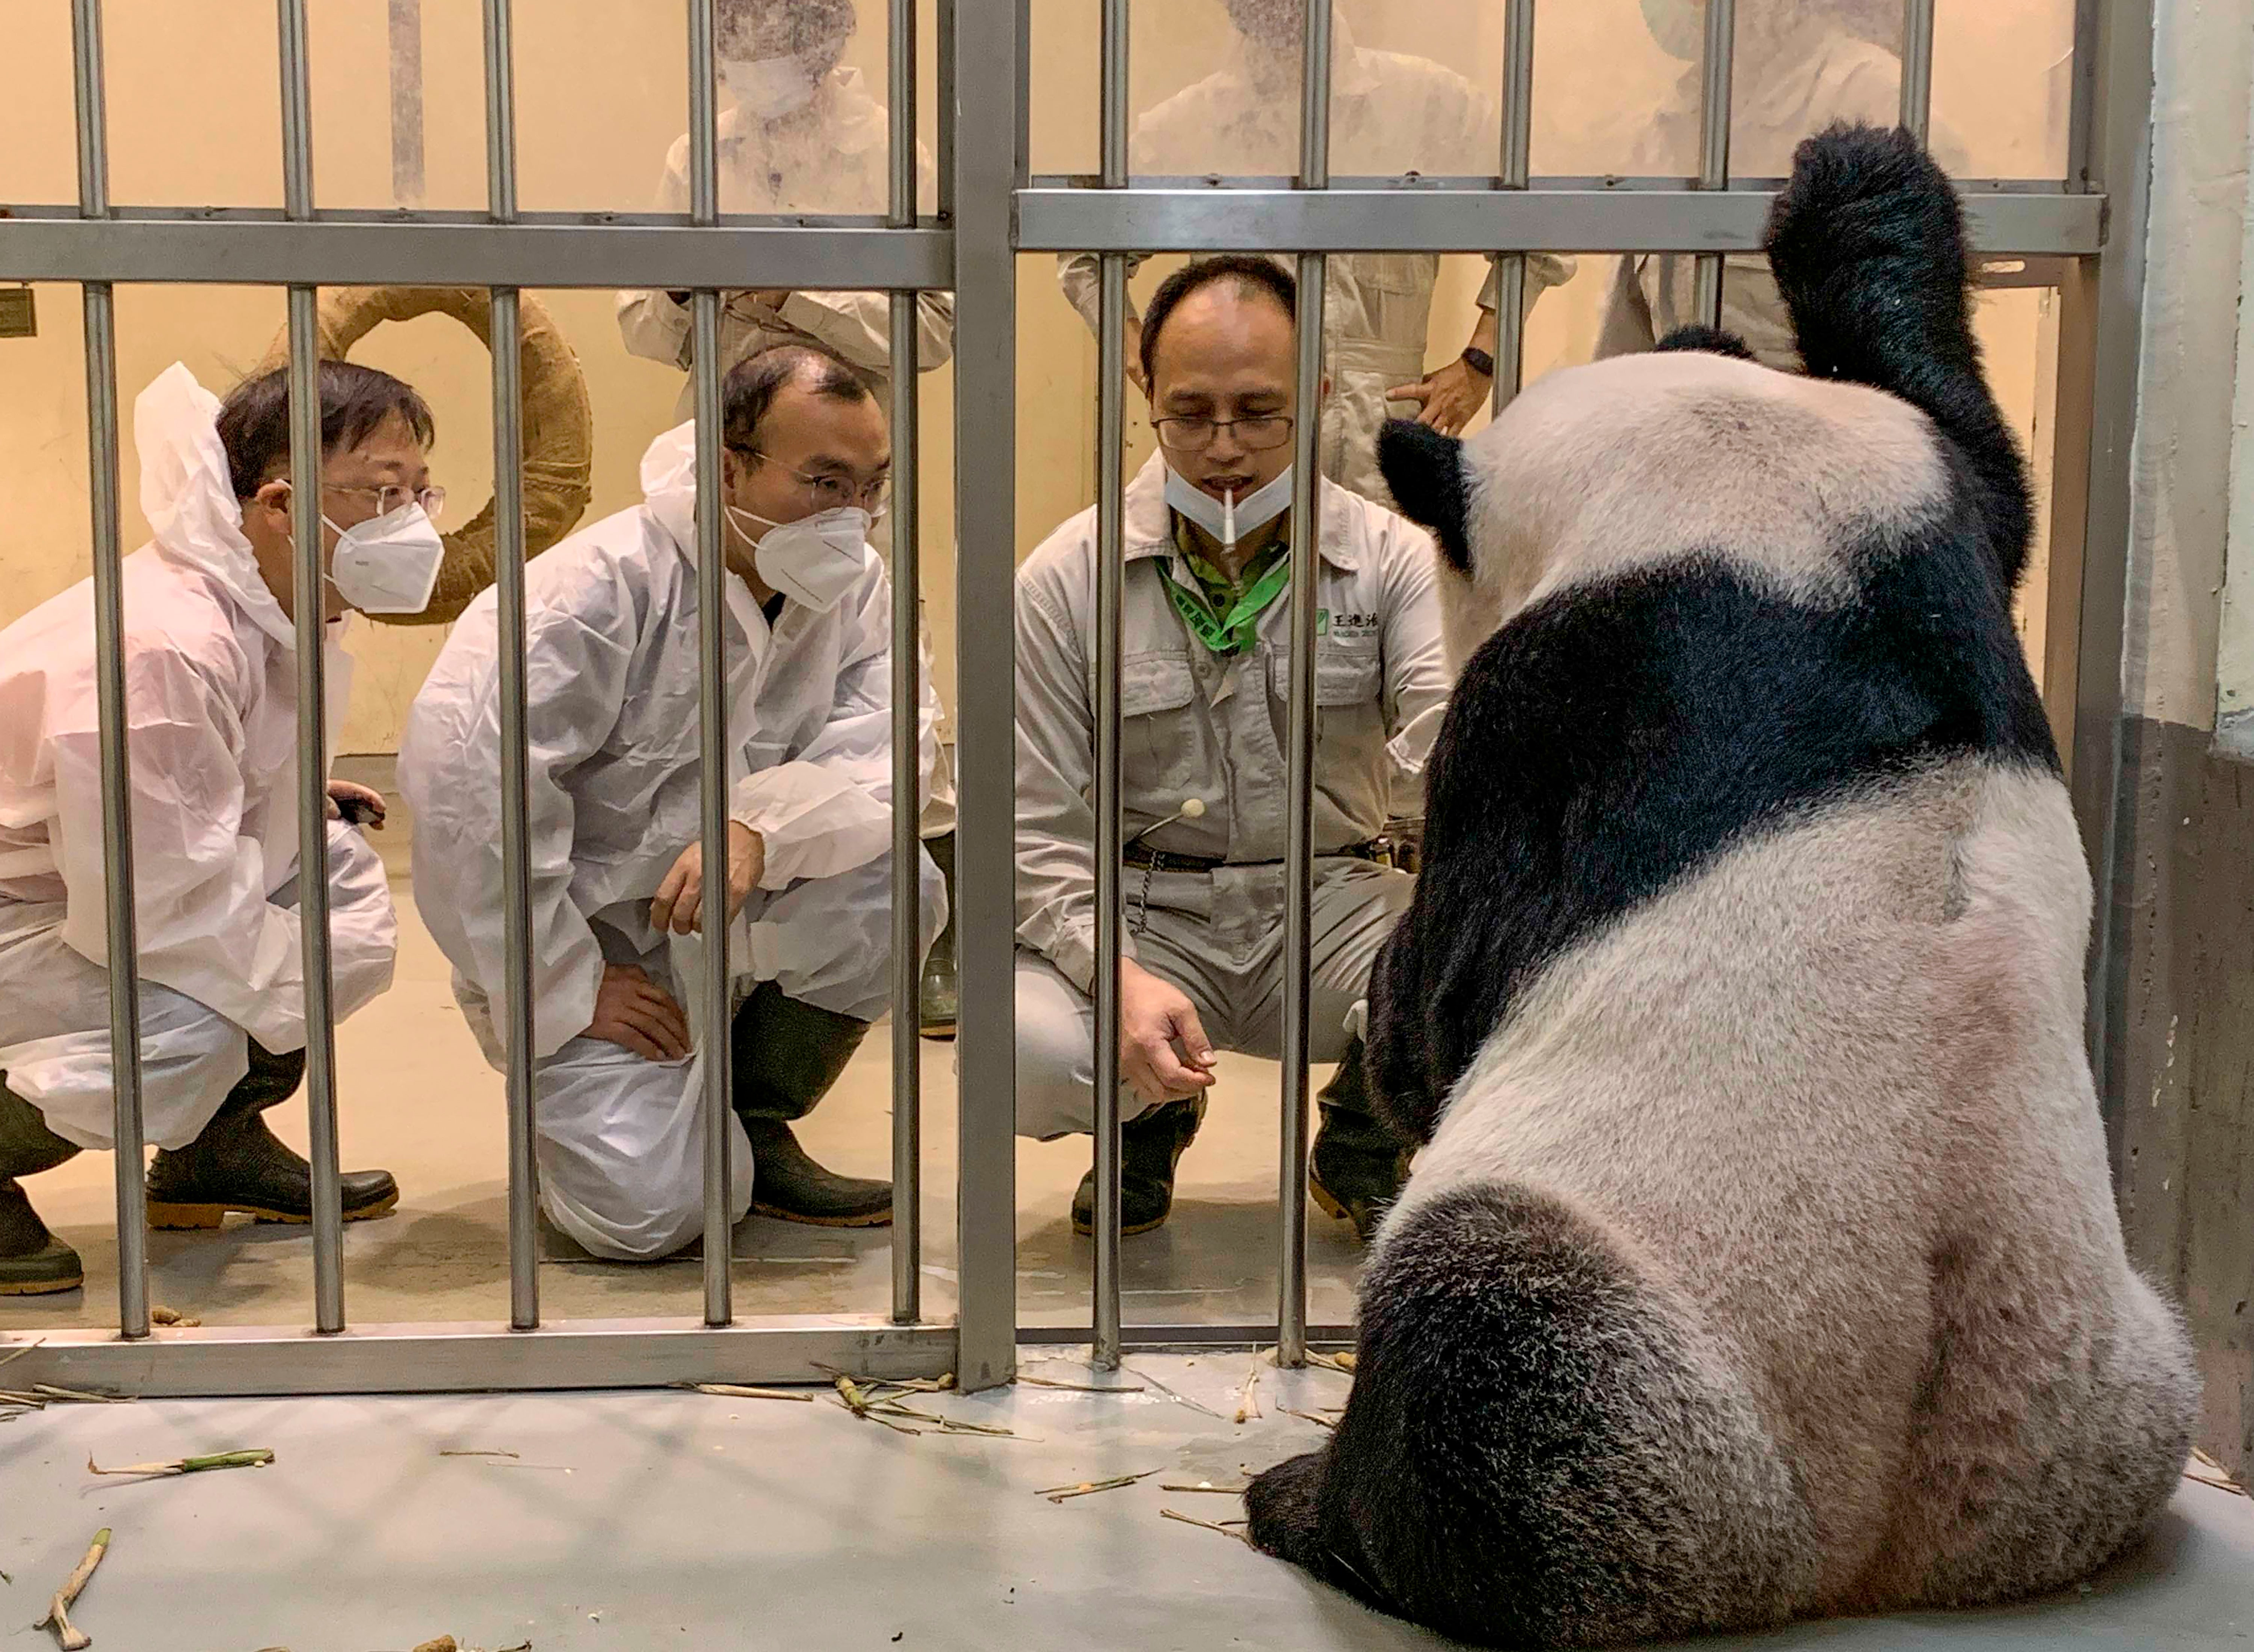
[[1014, 857, 1413, 1140]]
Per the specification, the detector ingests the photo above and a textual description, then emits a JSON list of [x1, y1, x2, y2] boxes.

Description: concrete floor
[[1, 773, 1363, 1338], [0, 1354, 2249, 1651]]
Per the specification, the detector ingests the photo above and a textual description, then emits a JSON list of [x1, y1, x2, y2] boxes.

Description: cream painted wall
[[4, 0, 2076, 754]]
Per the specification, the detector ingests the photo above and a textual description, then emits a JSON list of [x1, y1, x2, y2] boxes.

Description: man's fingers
[[1172, 1002, 1216, 1069], [628, 984, 693, 1054], [615, 1000, 688, 1061], [597, 1019, 668, 1063], [649, 861, 690, 932], [1387, 379, 1432, 403]]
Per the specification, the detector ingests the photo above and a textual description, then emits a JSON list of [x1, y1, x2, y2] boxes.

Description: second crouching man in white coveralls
[[402, 345, 944, 1261], [1015, 257, 1450, 1242]]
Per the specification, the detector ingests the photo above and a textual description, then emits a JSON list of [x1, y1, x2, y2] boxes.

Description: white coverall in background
[[1057, 14, 1572, 504], [1595, 15, 1974, 367], [1011, 455, 1450, 1139], [617, 66, 959, 835], [400, 424, 945, 1261], [0, 365, 396, 1150]]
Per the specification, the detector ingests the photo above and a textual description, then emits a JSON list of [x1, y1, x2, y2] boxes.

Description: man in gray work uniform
[[1013, 256, 1450, 1241]]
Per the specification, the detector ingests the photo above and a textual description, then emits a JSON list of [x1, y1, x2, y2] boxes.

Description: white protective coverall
[[615, 68, 953, 423], [1058, 14, 1573, 504], [616, 66, 959, 834], [1011, 455, 1449, 1139], [0, 364, 397, 1150], [1595, 17, 1974, 368], [399, 424, 946, 1261]]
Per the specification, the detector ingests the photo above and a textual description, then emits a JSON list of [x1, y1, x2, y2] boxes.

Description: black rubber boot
[[1307, 1038, 1413, 1243], [0, 1082, 85, 1296], [144, 1042, 399, 1229], [1072, 1098, 1205, 1238], [919, 830, 958, 1041], [731, 982, 888, 1226]]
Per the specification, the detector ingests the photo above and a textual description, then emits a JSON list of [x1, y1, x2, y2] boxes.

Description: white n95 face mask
[[722, 55, 822, 120], [325, 501, 446, 616], [1163, 463, 1295, 553], [728, 503, 870, 613]]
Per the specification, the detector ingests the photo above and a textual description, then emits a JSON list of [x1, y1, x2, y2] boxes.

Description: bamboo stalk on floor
[[1160, 1508, 1249, 1543], [1036, 1468, 1159, 1501], [679, 1382, 816, 1402], [35, 1527, 108, 1650], [86, 1448, 274, 1478]]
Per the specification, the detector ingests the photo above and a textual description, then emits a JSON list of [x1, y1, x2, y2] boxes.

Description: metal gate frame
[[0, 0, 2154, 1398]]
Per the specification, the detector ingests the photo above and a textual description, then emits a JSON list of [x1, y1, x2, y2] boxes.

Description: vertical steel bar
[[1492, 0, 1535, 415], [278, 0, 346, 1335], [948, 0, 1023, 1393], [1692, 0, 1736, 329], [1899, 0, 1937, 144], [887, 0, 923, 1327], [387, 0, 428, 207], [72, 0, 150, 1341], [483, 0, 538, 1333], [1087, 0, 1130, 1374], [687, 0, 734, 1328], [1277, 0, 1333, 1372], [2069, 0, 2159, 1163]]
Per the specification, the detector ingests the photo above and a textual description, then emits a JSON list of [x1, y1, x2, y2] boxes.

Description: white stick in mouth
[[1223, 487, 1237, 554]]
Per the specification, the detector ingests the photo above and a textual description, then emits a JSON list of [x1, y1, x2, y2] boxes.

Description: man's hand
[[1118, 957, 1218, 1104], [324, 779, 387, 831], [584, 963, 692, 1062], [1387, 355, 1492, 436], [650, 822, 765, 937], [1125, 316, 1148, 394]]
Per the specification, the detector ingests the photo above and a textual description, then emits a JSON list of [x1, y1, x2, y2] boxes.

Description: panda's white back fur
[[1243, 126, 2197, 1648]]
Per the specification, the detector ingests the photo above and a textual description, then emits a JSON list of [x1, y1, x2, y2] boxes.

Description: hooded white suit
[[0, 365, 397, 1150], [399, 425, 944, 1260]]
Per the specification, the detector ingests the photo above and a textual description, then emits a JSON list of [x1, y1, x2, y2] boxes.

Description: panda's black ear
[[1378, 419, 1471, 574]]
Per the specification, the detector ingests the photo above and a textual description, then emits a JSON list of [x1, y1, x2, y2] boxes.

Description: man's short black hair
[[722, 343, 876, 453], [215, 360, 437, 503], [1139, 255, 1298, 387]]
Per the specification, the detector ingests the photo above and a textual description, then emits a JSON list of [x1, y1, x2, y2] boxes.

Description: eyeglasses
[[326, 482, 448, 522], [1150, 414, 1296, 455], [739, 448, 892, 515]]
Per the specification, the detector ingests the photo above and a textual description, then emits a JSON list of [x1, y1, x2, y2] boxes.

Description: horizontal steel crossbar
[[0, 216, 955, 289], [1014, 186, 2106, 258], [0, 1318, 954, 1398]]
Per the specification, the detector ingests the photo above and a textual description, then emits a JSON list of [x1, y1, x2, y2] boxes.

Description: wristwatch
[[1460, 346, 1497, 379]]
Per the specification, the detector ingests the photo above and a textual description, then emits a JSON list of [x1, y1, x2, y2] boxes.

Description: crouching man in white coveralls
[[0, 362, 436, 1295], [402, 344, 944, 1261], [1014, 257, 1451, 1242]]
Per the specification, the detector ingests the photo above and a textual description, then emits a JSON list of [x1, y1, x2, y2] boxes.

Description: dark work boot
[[144, 1043, 399, 1229], [919, 830, 958, 1041], [0, 1082, 85, 1296], [731, 982, 888, 1227], [1072, 1098, 1205, 1238], [1307, 1039, 1413, 1244]]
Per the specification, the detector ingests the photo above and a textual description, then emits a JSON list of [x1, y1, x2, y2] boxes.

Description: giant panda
[[1245, 125, 2199, 1648]]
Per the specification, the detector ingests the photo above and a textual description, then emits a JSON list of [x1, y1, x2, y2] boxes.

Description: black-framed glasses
[[1150, 413, 1296, 455], [737, 447, 892, 515]]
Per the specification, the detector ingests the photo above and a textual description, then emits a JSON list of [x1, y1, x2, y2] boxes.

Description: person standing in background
[[1597, 0, 1974, 367], [618, 0, 960, 1037], [1059, 0, 1574, 505]]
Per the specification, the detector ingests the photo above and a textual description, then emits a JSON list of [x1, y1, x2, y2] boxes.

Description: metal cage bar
[[948, 0, 1023, 1394], [1900, 0, 1938, 143], [71, 0, 151, 1342], [1275, 2, 1334, 1373], [686, 0, 734, 1330], [277, 0, 349, 1336], [887, 0, 923, 1328], [1088, 0, 1132, 1376], [1492, 0, 1536, 415], [1693, 0, 1738, 329], [482, 0, 539, 1334]]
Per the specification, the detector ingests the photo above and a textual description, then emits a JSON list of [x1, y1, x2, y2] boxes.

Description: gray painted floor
[[2, 1355, 2249, 1652]]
